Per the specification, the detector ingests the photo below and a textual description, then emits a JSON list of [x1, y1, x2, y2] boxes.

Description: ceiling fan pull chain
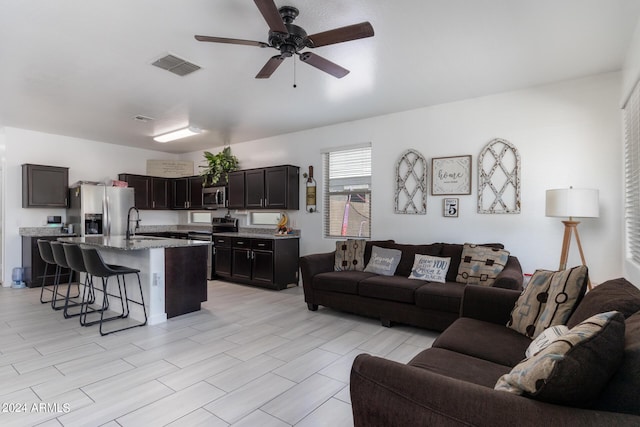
[[293, 54, 297, 88]]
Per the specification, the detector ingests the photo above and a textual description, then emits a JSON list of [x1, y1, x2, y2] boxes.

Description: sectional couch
[[299, 240, 523, 331], [350, 278, 640, 426]]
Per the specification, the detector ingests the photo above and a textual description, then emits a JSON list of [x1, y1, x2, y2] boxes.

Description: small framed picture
[[443, 198, 459, 217], [431, 155, 472, 195]]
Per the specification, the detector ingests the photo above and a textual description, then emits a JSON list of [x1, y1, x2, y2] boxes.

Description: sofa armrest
[[350, 354, 640, 427], [299, 251, 335, 302], [492, 255, 523, 290], [460, 285, 522, 325]]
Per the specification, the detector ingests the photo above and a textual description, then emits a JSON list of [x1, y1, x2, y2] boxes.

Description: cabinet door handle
[[258, 243, 265, 247], [152, 201, 155, 208], [246, 250, 250, 259]]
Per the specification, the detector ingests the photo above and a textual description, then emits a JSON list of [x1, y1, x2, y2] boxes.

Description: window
[[190, 212, 213, 224], [323, 145, 372, 238], [625, 80, 640, 264]]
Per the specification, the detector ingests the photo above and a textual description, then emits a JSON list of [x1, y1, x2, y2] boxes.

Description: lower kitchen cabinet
[[164, 245, 208, 318], [22, 235, 74, 287], [217, 236, 298, 290]]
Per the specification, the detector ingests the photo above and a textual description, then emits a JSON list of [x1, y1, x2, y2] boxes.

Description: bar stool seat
[[81, 247, 147, 336], [37, 240, 67, 309], [62, 243, 102, 324], [50, 242, 81, 317]]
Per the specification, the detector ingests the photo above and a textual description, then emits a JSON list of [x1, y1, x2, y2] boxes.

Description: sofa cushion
[[525, 325, 570, 358], [334, 239, 366, 271], [566, 277, 640, 328], [456, 243, 510, 286], [409, 347, 512, 389], [364, 246, 402, 276], [408, 255, 451, 283], [594, 311, 640, 415], [359, 276, 427, 303], [312, 270, 377, 295], [507, 266, 588, 338], [432, 317, 532, 367], [441, 243, 504, 283], [414, 282, 466, 314], [495, 311, 625, 407]]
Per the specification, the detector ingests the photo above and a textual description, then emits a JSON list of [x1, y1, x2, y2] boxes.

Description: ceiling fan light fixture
[[153, 126, 202, 143]]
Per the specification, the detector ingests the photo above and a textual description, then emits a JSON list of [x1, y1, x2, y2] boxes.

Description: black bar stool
[[49, 242, 81, 316], [81, 247, 148, 336], [37, 239, 66, 308], [62, 243, 100, 324]]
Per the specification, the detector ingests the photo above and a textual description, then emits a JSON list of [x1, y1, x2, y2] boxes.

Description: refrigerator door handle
[[104, 195, 111, 236]]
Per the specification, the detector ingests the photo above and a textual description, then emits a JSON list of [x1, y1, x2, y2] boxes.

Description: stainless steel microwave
[[202, 185, 227, 209]]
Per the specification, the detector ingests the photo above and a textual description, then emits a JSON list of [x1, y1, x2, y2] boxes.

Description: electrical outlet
[[153, 273, 160, 287]]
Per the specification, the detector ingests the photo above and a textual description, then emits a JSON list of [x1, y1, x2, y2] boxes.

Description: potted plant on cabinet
[[200, 146, 239, 186]]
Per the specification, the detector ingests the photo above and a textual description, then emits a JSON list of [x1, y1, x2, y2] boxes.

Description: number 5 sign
[[444, 198, 459, 217]]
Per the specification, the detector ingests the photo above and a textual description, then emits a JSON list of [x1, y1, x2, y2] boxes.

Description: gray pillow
[[364, 246, 402, 276]]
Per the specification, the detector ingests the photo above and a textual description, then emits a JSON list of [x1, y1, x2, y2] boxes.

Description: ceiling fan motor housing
[[269, 23, 307, 57]]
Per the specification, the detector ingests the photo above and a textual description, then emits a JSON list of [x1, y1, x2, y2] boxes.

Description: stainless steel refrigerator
[[67, 184, 135, 236]]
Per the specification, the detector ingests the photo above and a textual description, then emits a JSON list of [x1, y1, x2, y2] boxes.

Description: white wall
[[3, 127, 181, 286], [184, 72, 623, 284], [622, 17, 640, 285]]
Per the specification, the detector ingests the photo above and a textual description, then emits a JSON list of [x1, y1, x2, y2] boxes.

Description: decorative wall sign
[[431, 155, 472, 195], [395, 149, 427, 214], [478, 138, 521, 214], [443, 198, 459, 217], [146, 160, 194, 177]]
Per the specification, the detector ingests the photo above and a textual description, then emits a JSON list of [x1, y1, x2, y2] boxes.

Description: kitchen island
[[58, 235, 210, 325]]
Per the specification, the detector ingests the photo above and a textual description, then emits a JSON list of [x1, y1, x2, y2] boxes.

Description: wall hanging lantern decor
[[395, 149, 428, 214], [431, 155, 472, 195], [478, 138, 521, 214]]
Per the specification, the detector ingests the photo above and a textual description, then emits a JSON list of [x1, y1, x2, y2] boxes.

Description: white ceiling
[[1, 0, 639, 154]]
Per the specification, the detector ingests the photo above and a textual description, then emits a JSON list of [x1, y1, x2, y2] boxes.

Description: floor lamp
[[545, 188, 599, 289]]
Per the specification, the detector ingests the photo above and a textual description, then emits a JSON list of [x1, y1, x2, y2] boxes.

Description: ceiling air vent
[[133, 115, 154, 122], [152, 54, 201, 76]]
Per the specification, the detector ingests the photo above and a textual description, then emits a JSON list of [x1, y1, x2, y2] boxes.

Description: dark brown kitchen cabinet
[[224, 236, 298, 290], [171, 176, 204, 209], [213, 236, 232, 277], [245, 170, 265, 208], [22, 235, 74, 287], [164, 245, 207, 319], [22, 164, 69, 208], [228, 171, 245, 209], [228, 165, 299, 210], [118, 174, 170, 210]]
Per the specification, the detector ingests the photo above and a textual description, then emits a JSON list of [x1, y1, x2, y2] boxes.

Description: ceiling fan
[[195, 0, 374, 79]]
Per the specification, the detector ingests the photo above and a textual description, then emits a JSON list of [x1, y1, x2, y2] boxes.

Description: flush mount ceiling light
[[153, 126, 202, 143]]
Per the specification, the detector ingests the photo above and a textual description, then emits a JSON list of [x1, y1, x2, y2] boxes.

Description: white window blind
[[625, 80, 640, 264], [323, 145, 372, 238]]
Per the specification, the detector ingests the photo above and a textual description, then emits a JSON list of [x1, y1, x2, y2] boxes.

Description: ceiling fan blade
[[307, 22, 374, 47], [299, 52, 349, 78], [254, 0, 288, 34], [256, 55, 286, 79], [195, 35, 269, 48]]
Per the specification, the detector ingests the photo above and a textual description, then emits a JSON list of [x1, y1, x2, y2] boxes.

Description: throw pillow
[[408, 254, 451, 283], [507, 266, 588, 338], [495, 311, 625, 407], [334, 239, 366, 271], [364, 246, 402, 276], [525, 325, 569, 358], [456, 243, 510, 286]]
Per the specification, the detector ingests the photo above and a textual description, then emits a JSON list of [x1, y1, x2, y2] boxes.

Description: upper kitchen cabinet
[[228, 171, 246, 209], [22, 164, 69, 208], [118, 174, 170, 210], [171, 175, 204, 209], [229, 165, 299, 210]]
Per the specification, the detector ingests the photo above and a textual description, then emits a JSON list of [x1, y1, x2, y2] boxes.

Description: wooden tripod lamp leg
[[559, 220, 592, 290]]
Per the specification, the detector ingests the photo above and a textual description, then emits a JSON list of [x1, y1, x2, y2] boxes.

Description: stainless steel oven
[[202, 185, 227, 209]]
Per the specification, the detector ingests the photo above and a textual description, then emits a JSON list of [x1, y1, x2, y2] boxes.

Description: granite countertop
[[20, 227, 76, 237], [211, 232, 299, 239], [57, 235, 211, 251]]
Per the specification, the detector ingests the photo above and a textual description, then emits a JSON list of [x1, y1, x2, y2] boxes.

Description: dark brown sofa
[[299, 240, 523, 332], [350, 278, 640, 426]]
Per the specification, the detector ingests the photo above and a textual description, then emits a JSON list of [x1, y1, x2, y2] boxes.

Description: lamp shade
[[545, 188, 599, 218]]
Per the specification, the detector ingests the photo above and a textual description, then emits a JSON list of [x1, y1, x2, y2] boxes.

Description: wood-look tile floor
[[0, 281, 438, 426]]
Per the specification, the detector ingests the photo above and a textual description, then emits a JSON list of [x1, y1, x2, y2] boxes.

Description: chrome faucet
[[126, 206, 140, 240]]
